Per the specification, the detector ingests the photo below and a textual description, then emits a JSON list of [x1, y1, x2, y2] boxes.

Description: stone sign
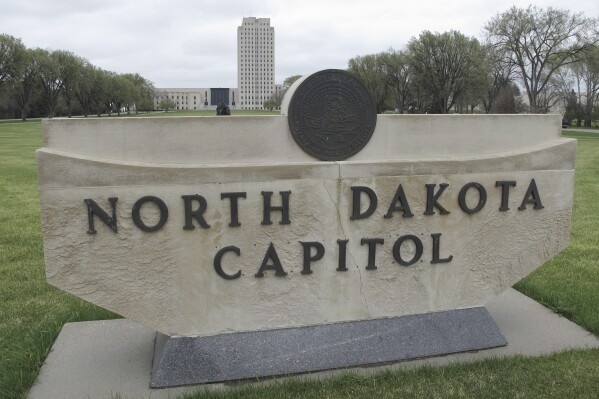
[[37, 70, 575, 387]]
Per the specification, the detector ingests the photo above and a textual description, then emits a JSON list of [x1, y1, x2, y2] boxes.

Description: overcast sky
[[1, 0, 597, 88]]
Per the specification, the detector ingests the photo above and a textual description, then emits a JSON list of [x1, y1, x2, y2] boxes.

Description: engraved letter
[[214, 246, 241, 280], [351, 186, 377, 220], [84, 197, 118, 234], [424, 184, 450, 215], [182, 195, 210, 230]]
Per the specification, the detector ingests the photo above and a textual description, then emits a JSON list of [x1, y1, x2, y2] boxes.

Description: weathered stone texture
[[37, 115, 575, 336]]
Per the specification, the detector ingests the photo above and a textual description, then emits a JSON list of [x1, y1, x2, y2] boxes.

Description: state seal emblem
[[287, 69, 377, 161]]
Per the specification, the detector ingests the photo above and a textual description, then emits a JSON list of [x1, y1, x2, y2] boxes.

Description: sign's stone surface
[[286, 69, 377, 160], [37, 114, 575, 338]]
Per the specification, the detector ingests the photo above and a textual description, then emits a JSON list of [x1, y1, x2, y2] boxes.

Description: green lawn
[[562, 130, 599, 140], [0, 119, 598, 399]]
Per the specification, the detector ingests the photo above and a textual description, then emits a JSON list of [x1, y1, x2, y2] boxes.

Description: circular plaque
[[287, 69, 377, 161]]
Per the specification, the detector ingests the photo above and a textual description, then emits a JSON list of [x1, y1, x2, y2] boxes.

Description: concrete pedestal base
[[28, 289, 599, 399]]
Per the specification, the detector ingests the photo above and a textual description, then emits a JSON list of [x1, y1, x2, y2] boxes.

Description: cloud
[[1, 0, 597, 88]]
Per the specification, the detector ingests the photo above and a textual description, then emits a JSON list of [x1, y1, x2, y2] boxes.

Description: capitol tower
[[237, 17, 275, 110]]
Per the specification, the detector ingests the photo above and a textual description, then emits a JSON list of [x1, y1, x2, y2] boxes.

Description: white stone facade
[[237, 17, 275, 110], [152, 17, 276, 111], [154, 88, 239, 111]]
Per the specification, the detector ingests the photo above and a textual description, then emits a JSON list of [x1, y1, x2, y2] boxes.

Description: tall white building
[[238, 17, 275, 110]]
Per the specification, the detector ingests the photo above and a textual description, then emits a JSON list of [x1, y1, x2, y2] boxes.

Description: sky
[[1, 0, 597, 88]]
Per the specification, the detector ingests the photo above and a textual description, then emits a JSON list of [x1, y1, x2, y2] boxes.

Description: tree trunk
[[585, 100, 593, 127]]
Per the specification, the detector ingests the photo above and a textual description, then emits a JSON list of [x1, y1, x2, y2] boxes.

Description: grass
[[514, 133, 599, 334], [180, 349, 599, 399], [0, 120, 119, 399], [0, 118, 598, 398], [562, 130, 599, 140]]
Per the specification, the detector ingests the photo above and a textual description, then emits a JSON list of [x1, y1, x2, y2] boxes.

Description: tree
[[33, 49, 63, 118], [105, 74, 132, 116], [263, 98, 277, 111], [271, 75, 303, 105], [408, 30, 487, 114], [572, 46, 599, 126], [122, 73, 155, 114], [552, 67, 583, 124], [485, 6, 599, 113], [378, 48, 411, 113], [75, 62, 97, 117], [159, 98, 175, 112], [9, 48, 37, 121], [492, 83, 527, 114], [137, 96, 154, 113], [0, 34, 26, 85], [348, 54, 388, 113], [55, 51, 83, 117], [563, 89, 579, 124], [481, 45, 515, 113], [283, 75, 302, 89], [91, 68, 110, 116]]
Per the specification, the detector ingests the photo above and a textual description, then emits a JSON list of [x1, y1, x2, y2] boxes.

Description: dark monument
[[216, 102, 231, 116]]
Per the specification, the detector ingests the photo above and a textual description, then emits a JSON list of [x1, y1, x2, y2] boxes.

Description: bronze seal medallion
[[287, 69, 377, 161]]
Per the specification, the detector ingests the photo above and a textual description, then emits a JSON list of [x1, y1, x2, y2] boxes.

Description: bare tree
[[481, 45, 515, 113], [572, 46, 599, 126], [485, 5, 599, 113]]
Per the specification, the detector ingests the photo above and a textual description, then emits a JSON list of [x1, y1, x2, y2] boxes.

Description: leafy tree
[[283, 75, 302, 89], [485, 5, 599, 113], [271, 75, 303, 105], [122, 73, 155, 114], [159, 98, 175, 112], [55, 51, 83, 117], [408, 30, 487, 114], [0, 36, 156, 119], [33, 49, 64, 118], [378, 48, 411, 113], [115, 75, 132, 116], [101, 74, 131, 116], [263, 98, 277, 110], [0, 34, 26, 85], [75, 62, 97, 117], [137, 96, 154, 113], [91, 68, 111, 116], [348, 54, 388, 113], [9, 48, 37, 121]]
